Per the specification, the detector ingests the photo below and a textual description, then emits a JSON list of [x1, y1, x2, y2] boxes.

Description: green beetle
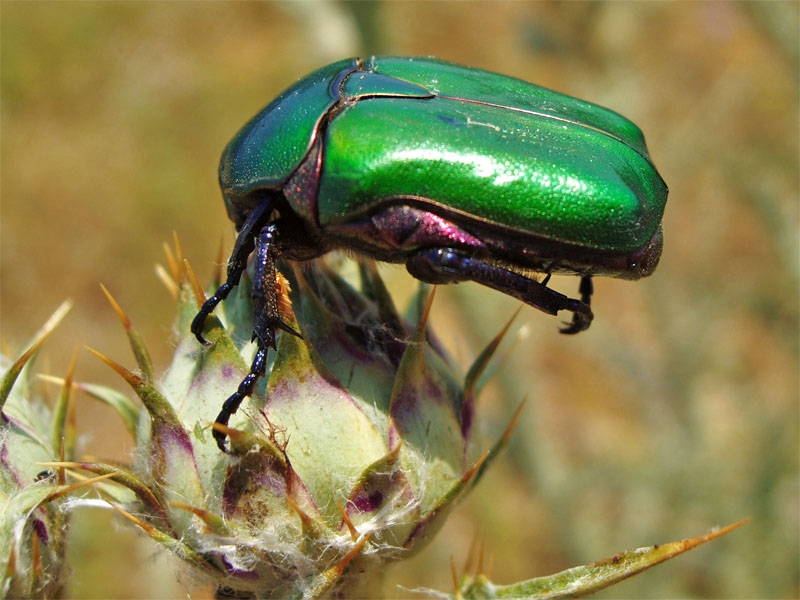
[[192, 56, 668, 451]]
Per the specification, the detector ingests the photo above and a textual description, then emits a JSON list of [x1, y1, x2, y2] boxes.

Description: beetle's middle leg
[[212, 222, 301, 452], [406, 248, 594, 334]]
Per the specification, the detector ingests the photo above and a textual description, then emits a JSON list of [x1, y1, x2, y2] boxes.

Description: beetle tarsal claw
[[190, 311, 213, 345], [558, 276, 594, 334], [558, 306, 594, 335]]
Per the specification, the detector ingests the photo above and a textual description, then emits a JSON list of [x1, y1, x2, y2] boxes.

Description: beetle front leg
[[213, 347, 269, 452], [250, 223, 302, 351], [213, 222, 301, 452], [191, 198, 276, 345], [406, 248, 594, 334]]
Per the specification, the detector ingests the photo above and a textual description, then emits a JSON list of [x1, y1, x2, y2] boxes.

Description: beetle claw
[[212, 417, 232, 454], [558, 307, 594, 334], [191, 328, 210, 346], [558, 275, 594, 334], [191, 282, 236, 345], [190, 313, 213, 346]]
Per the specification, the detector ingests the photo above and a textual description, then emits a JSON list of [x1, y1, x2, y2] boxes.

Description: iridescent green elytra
[[195, 56, 668, 451]]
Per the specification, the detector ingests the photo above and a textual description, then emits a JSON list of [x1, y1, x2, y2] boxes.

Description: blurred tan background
[[2, 2, 797, 598]]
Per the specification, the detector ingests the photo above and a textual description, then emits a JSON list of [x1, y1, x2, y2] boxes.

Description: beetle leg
[[213, 222, 301, 452], [250, 223, 302, 351], [559, 275, 593, 334], [406, 248, 594, 333], [191, 198, 276, 345], [213, 346, 269, 452]]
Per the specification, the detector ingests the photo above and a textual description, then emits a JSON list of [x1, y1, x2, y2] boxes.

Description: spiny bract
[[81, 251, 514, 599], [0, 302, 74, 599]]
